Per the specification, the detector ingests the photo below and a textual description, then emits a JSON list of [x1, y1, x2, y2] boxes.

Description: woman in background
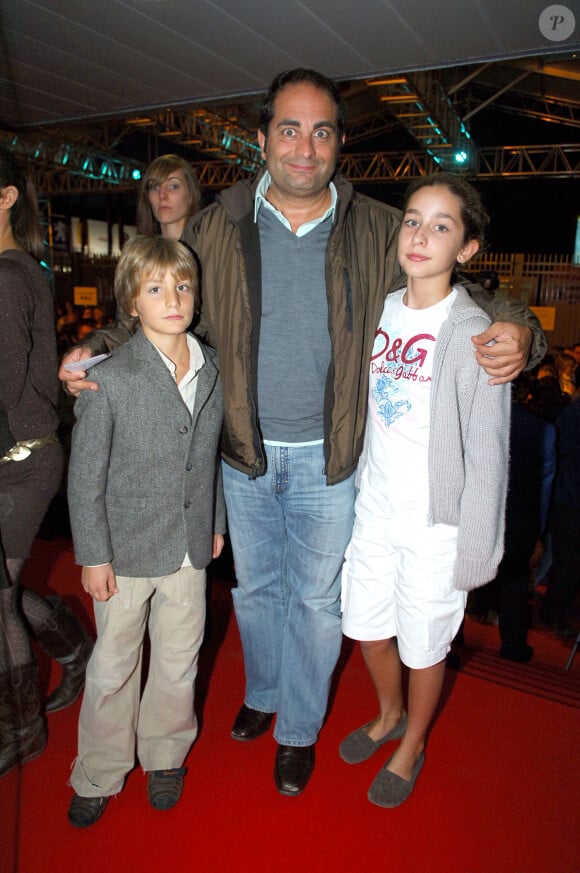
[[0, 147, 92, 777], [136, 154, 201, 240]]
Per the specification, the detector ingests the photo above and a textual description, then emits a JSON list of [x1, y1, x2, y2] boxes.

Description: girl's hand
[[81, 564, 118, 601]]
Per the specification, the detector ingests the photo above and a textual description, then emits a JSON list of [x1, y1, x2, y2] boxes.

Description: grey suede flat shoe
[[338, 712, 408, 764], [367, 752, 425, 808]]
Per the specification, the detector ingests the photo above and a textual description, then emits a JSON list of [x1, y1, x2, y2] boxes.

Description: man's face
[[258, 82, 344, 204]]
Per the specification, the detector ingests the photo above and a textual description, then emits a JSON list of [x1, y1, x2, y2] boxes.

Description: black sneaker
[[68, 793, 109, 828], [147, 767, 186, 810]]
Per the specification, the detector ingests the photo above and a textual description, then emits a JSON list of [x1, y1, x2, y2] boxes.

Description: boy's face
[[130, 267, 195, 343]]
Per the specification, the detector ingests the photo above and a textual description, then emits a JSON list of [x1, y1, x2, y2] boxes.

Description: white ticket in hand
[[65, 353, 110, 372]]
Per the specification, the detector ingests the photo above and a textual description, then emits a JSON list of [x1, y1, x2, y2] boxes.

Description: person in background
[[67, 236, 225, 827], [57, 69, 546, 797], [339, 175, 510, 807], [494, 377, 556, 662], [555, 352, 577, 399], [136, 154, 201, 240], [0, 147, 93, 779], [540, 370, 580, 638]]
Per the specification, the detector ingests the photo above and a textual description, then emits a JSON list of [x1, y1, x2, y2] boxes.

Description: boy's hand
[[212, 534, 225, 559], [471, 322, 532, 385], [59, 346, 99, 396], [82, 564, 118, 601]]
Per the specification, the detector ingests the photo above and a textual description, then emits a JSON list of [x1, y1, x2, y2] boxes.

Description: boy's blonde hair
[[115, 236, 199, 321]]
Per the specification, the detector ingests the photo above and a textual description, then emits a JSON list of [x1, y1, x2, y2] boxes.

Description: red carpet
[[1, 535, 579, 873]]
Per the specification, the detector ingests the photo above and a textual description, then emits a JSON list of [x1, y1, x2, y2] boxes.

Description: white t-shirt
[[361, 287, 458, 520]]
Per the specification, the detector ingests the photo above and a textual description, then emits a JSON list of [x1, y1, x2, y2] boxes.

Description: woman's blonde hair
[[136, 155, 201, 235]]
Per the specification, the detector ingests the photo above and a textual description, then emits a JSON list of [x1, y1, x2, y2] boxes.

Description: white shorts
[[341, 510, 466, 669]]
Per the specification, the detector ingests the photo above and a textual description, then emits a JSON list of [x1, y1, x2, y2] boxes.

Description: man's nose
[[296, 135, 315, 157]]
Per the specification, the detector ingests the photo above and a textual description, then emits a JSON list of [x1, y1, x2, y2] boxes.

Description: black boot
[[33, 598, 94, 713], [0, 661, 47, 778]]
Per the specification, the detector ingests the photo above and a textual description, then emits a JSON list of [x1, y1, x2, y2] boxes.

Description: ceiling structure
[[0, 0, 579, 195]]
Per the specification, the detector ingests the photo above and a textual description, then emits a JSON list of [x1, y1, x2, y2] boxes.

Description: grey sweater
[[427, 286, 511, 590]]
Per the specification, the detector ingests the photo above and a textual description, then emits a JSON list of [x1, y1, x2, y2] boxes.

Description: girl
[[340, 174, 511, 807], [136, 154, 201, 240]]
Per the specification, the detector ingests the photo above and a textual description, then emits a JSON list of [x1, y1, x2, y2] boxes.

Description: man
[[60, 69, 546, 796]]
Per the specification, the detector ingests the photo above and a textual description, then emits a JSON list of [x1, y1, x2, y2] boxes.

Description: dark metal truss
[[2, 130, 578, 193]]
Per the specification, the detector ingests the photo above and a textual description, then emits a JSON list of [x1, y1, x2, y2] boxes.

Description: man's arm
[[58, 318, 136, 395]]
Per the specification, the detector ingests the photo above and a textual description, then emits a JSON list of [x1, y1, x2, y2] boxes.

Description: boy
[[66, 236, 225, 827]]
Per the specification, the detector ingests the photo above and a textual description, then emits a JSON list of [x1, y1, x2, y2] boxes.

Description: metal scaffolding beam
[[366, 71, 477, 171], [0, 130, 143, 188], [3, 131, 578, 194], [339, 144, 580, 182], [127, 107, 262, 172]]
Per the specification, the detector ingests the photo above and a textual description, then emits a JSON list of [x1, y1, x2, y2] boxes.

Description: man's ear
[[257, 129, 267, 161]]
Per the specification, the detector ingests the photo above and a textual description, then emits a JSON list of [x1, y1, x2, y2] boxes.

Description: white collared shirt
[[254, 170, 337, 237], [153, 332, 204, 416]]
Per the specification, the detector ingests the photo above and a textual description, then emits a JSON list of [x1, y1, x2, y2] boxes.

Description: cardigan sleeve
[[451, 325, 511, 590]]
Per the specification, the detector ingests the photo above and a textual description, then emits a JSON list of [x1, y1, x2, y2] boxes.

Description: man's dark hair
[[259, 69, 346, 139]]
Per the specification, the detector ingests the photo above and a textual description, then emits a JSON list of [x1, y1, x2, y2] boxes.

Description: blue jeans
[[222, 444, 355, 746]]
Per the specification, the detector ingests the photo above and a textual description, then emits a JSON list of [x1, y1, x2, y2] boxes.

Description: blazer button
[[186, 463, 193, 471], [184, 501, 191, 509], [179, 425, 189, 434]]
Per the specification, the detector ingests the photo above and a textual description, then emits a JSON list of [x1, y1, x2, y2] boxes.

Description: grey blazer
[[68, 328, 225, 576]]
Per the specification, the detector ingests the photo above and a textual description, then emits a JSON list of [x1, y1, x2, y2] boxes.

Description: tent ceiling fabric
[[1, 0, 578, 128]]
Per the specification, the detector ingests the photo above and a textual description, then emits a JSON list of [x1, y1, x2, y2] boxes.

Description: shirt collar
[[155, 332, 204, 387], [254, 170, 337, 236]]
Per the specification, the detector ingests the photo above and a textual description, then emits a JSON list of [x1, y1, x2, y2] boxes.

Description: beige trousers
[[70, 566, 206, 797]]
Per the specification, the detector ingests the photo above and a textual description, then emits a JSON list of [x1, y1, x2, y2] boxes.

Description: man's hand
[[81, 564, 118, 601], [472, 322, 532, 385], [59, 346, 99, 396]]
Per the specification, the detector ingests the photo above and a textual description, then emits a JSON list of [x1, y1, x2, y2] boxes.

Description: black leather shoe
[[274, 744, 315, 796], [68, 794, 109, 828], [231, 704, 274, 741]]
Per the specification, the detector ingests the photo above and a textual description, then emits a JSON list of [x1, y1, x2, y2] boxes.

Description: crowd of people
[[1, 66, 576, 832], [466, 346, 580, 660]]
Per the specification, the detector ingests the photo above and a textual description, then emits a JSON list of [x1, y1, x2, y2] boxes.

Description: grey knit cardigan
[[427, 286, 511, 590]]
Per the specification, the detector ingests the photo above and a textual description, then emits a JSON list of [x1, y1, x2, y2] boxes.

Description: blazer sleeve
[[67, 380, 115, 566], [213, 458, 226, 535]]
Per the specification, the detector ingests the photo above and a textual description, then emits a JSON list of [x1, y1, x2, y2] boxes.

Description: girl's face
[[146, 169, 193, 238], [398, 185, 479, 284]]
